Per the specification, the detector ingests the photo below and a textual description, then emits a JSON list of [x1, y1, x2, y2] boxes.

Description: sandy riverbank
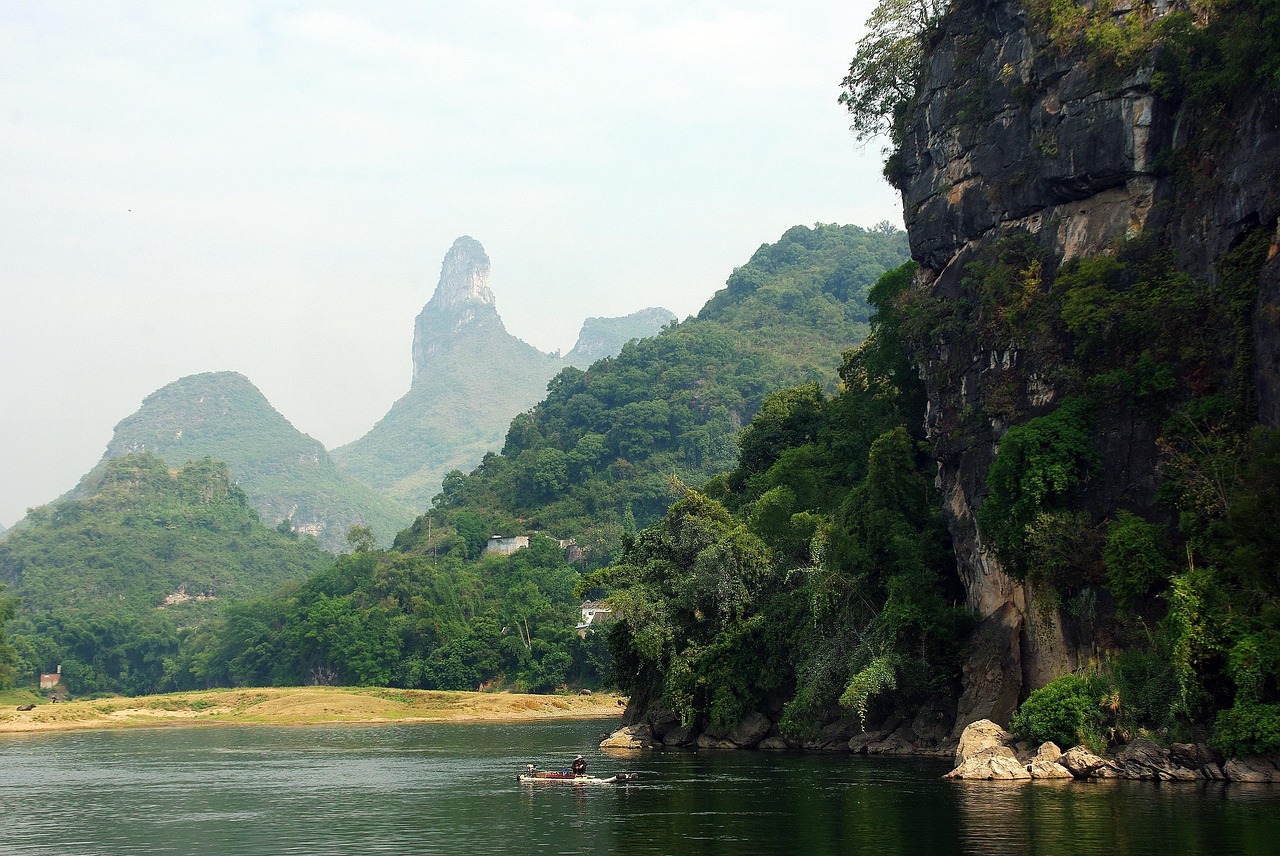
[[0, 687, 626, 733]]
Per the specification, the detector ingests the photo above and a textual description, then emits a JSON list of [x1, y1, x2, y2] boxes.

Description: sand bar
[[0, 686, 626, 733]]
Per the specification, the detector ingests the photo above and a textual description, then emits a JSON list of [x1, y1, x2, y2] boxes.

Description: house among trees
[[482, 534, 530, 556], [39, 664, 61, 689], [483, 533, 584, 562], [576, 601, 613, 634]]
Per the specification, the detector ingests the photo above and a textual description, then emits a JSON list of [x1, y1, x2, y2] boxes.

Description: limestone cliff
[[895, 0, 1280, 731], [410, 236, 505, 382]]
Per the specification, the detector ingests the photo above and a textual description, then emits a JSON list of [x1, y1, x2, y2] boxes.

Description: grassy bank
[[0, 687, 626, 733]]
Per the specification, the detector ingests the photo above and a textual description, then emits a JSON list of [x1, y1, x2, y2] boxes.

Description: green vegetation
[[410, 223, 910, 561], [1213, 702, 1280, 757], [1010, 673, 1113, 752], [596, 262, 970, 735], [181, 533, 606, 693], [0, 584, 17, 688], [838, 0, 946, 146], [978, 398, 1099, 583], [98, 371, 413, 551], [1029, 0, 1280, 99], [0, 453, 332, 695], [940, 226, 1280, 751]]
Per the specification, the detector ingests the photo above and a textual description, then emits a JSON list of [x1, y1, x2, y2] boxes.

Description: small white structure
[[483, 535, 530, 556], [576, 601, 613, 633]]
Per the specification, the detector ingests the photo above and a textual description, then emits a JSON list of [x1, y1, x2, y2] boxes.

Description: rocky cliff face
[[896, 0, 1280, 730]]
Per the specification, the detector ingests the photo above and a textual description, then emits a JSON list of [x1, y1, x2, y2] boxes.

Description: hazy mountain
[[84, 371, 414, 551], [565, 307, 676, 366], [332, 236, 671, 511]]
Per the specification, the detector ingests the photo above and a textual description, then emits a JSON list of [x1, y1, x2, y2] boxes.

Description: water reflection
[[955, 777, 1280, 856]]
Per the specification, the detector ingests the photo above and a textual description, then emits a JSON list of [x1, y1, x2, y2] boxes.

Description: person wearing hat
[[571, 755, 587, 776]]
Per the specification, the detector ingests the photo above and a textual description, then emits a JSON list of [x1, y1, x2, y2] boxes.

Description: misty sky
[[0, 0, 903, 527]]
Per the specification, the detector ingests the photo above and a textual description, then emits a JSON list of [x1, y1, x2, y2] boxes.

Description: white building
[[576, 600, 613, 633]]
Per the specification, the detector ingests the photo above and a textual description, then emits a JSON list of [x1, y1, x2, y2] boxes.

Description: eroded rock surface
[[896, 0, 1280, 738]]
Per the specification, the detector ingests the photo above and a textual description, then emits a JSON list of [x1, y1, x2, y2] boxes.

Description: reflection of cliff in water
[[954, 778, 1280, 855]]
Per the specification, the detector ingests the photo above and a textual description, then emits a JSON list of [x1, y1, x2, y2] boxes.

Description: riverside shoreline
[[0, 687, 626, 734]]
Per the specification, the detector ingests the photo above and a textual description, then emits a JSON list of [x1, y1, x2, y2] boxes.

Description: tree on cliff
[[839, 0, 947, 144]]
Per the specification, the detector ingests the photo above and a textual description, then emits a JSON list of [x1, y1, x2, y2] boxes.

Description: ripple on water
[[3, 723, 1280, 855]]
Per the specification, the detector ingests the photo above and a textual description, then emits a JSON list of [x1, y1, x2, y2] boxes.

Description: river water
[[1, 719, 1277, 855]]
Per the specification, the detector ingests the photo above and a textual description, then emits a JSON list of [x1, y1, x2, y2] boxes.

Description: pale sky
[[0, 0, 902, 527]]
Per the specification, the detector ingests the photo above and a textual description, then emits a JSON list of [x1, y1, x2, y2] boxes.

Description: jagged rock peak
[[412, 236, 509, 383], [426, 236, 494, 313]]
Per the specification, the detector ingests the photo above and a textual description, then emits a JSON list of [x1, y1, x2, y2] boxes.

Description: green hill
[[401, 222, 910, 558], [92, 371, 413, 551], [0, 453, 332, 694]]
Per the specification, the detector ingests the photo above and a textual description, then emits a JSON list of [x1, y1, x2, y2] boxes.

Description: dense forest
[[594, 261, 973, 735]]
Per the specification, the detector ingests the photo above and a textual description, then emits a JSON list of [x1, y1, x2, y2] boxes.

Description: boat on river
[[517, 764, 637, 784]]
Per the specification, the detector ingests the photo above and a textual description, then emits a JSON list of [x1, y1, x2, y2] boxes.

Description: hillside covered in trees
[[596, 261, 973, 738], [90, 371, 414, 551], [0, 453, 331, 694], [0, 222, 909, 699], [406, 222, 910, 558]]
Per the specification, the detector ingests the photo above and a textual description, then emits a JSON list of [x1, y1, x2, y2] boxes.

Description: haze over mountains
[[331, 236, 674, 511], [8, 236, 673, 549]]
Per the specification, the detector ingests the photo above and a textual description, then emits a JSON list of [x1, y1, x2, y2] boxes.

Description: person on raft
[[571, 755, 587, 776]]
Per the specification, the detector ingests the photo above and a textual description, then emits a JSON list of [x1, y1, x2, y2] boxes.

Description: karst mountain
[[331, 236, 673, 511]]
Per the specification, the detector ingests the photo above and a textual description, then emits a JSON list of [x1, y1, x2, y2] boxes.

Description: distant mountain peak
[[335, 238, 678, 510], [427, 235, 495, 311], [412, 236, 505, 382]]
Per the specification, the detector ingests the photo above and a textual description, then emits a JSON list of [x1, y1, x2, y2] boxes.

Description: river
[[1, 719, 1277, 855]]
